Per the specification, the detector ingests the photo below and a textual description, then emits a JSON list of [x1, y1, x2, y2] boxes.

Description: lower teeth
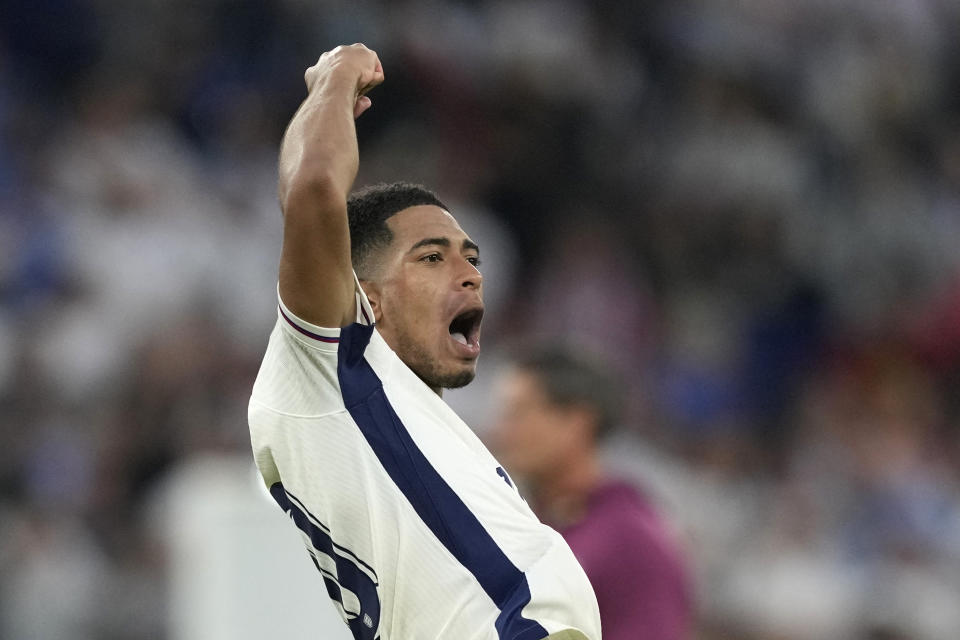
[[451, 332, 467, 345]]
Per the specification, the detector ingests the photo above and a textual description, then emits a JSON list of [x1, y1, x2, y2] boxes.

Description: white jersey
[[248, 276, 601, 640]]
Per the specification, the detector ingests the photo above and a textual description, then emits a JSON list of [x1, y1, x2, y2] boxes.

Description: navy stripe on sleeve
[[337, 323, 549, 640]]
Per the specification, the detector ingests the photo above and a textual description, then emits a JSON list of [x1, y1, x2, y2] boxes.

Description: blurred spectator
[[491, 347, 692, 640]]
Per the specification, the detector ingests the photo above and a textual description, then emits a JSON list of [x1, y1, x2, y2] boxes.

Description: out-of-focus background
[[2, 1, 960, 639]]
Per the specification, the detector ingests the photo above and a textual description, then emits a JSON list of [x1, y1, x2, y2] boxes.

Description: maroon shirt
[[556, 480, 691, 640]]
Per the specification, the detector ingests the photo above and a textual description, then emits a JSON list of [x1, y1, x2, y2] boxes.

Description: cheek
[[398, 282, 442, 332], [383, 284, 432, 330], [503, 418, 555, 467]]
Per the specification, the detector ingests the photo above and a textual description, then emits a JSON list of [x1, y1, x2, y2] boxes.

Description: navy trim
[[285, 490, 379, 579], [279, 306, 340, 343], [310, 551, 360, 616], [496, 466, 514, 489], [270, 483, 380, 640], [336, 324, 548, 639]]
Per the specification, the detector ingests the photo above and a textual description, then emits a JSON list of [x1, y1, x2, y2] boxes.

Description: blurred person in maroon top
[[492, 347, 692, 640]]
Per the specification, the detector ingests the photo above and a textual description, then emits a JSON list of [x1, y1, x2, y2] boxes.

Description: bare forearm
[[279, 74, 360, 208], [276, 45, 383, 327]]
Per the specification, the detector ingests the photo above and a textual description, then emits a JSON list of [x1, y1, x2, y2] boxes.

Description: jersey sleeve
[[276, 270, 375, 345], [247, 273, 387, 637], [252, 271, 374, 412], [249, 271, 375, 481]]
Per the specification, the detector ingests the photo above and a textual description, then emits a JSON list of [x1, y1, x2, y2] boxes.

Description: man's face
[[491, 369, 574, 481], [366, 205, 484, 392]]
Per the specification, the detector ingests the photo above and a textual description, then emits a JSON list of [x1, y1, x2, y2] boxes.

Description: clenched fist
[[305, 43, 385, 119]]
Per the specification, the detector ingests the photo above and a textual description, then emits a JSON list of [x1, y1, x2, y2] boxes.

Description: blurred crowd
[[2, 0, 960, 638]]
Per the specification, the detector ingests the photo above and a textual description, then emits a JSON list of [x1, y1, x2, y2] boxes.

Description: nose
[[460, 260, 483, 290]]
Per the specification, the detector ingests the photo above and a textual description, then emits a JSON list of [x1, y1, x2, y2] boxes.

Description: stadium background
[[3, 0, 960, 638]]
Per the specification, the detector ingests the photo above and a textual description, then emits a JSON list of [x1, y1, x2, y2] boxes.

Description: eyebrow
[[408, 237, 481, 255]]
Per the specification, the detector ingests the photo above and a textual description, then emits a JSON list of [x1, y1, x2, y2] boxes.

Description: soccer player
[[248, 44, 601, 640], [492, 348, 692, 640]]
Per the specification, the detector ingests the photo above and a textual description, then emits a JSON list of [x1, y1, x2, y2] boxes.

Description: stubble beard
[[393, 330, 476, 390]]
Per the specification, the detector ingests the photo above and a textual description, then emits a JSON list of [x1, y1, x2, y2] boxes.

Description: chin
[[409, 356, 477, 391], [432, 360, 477, 390], [440, 369, 476, 390], [436, 359, 479, 389]]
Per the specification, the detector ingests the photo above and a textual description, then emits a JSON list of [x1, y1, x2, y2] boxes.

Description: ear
[[359, 280, 383, 323]]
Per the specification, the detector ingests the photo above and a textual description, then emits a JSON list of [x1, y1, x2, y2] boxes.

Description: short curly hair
[[347, 182, 448, 279]]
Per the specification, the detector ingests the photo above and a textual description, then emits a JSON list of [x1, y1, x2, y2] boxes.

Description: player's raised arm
[[277, 44, 384, 328]]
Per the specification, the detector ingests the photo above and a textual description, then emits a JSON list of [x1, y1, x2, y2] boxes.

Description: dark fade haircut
[[514, 346, 624, 440], [347, 181, 448, 279]]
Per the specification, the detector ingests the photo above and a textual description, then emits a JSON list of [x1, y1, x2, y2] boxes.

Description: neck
[[531, 449, 603, 529]]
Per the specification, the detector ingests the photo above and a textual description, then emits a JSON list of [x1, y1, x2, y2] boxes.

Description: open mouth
[[448, 307, 484, 350]]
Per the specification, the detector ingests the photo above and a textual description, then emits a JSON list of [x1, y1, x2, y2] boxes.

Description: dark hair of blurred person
[[493, 346, 692, 640]]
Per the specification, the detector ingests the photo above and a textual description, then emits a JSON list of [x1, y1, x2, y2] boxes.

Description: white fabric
[[248, 275, 600, 640]]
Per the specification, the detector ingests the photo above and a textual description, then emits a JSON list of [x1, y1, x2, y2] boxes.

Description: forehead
[[386, 204, 468, 244], [498, 369, 547, 404]]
